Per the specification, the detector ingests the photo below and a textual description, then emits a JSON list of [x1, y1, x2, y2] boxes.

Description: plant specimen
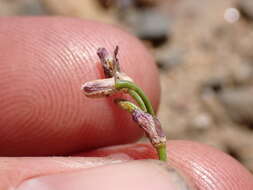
[[82, 46, 167, 161]]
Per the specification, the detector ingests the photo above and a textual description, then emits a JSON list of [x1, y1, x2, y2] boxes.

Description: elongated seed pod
[[81, 78, 116, 97], [132, 109, 166, 147]]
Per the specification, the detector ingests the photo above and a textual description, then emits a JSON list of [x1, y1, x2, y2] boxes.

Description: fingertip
[[167, 141, 253, 190], [0, 17, 160, 155]]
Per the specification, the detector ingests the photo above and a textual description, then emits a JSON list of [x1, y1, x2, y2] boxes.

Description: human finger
[[80, 140, 253, 189], [0, 17, 160, 156], [0, 157, 190, 190]]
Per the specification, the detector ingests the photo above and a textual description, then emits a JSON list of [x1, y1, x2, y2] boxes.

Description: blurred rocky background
[[1, 0, 253, 173]]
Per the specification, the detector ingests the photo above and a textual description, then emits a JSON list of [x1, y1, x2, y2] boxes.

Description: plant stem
[[115, 80, 155, 116], [156, 144, 167, 161], [128, 90, 147, 112], [116, 99, 139, 113]]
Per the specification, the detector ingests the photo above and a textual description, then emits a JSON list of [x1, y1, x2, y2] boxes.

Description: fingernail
[[17, 160, 192, 190]]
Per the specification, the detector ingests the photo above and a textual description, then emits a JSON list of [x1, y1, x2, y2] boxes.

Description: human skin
[[0, 17, 252, 189]]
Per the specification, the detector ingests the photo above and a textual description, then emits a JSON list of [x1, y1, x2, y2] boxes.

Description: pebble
[[238, 0, 253, 21], [217, 87, 253, 127], [201, 78, 225, 94], [19, 0, 46, 15], [155, 48, 184, 71], [133, 8, 170, 46], [231, 63, 253, 86], [43, 0, 117, 24], [0, 0, 46, 16], [134, 0, 159, 7], [191, 113, 212, 130], [97, 0, 114, 8]]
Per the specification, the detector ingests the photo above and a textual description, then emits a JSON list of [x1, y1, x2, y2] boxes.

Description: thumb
[[1, 157, 190, 190]]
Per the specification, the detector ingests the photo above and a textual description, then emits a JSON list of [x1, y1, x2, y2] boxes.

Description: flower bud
[[97, 47, 119, 78], [81, 78, 116, 97], [132, 109, 166, 147]]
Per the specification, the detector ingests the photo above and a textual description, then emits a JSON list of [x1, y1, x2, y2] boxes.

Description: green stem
[[156, 144, 167, 161], [115, 80, 155, 116], [128, 90, 147, 112], [116, 99, 139, 113]]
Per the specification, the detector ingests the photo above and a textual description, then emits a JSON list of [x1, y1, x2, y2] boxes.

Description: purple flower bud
[[96, 47, 134, 83], [97, 47, 119, 78], [81, 78, 116, 97], [132, 109, 166, 147]]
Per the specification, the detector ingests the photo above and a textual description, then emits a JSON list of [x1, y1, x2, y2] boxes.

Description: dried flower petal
[[81, 78, 116, 97], [132, 109, 166, 147]]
